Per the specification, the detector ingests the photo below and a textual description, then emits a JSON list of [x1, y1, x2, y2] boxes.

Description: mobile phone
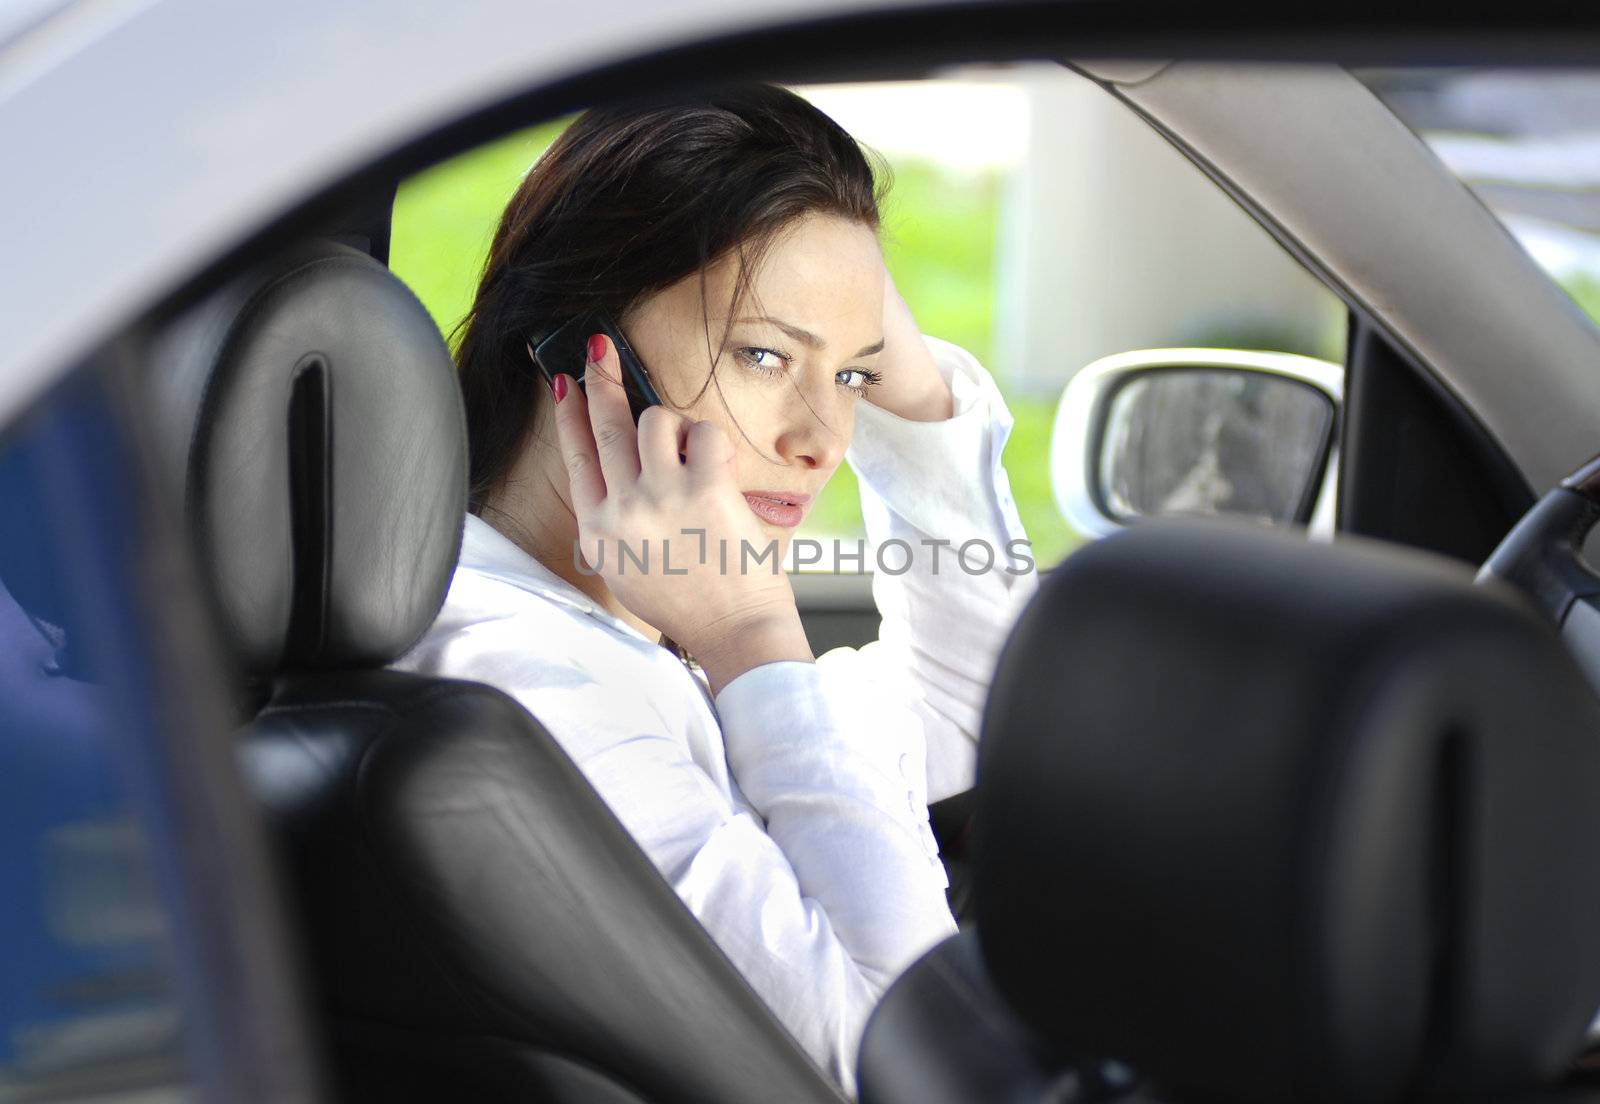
[[530, 310, 663, 424]]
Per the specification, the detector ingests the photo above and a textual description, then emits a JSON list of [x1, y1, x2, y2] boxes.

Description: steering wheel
[[1478, 451, 1600, 692]]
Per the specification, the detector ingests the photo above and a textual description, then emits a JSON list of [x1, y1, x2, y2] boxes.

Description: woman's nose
[[773, 394, 847, 471]]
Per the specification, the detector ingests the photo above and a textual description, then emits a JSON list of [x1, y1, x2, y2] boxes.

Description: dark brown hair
[[454, 82, 889, 513]]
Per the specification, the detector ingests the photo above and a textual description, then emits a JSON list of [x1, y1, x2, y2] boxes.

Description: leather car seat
[[143, 238, 847, 1104], [862, 522, 1600, 1104]]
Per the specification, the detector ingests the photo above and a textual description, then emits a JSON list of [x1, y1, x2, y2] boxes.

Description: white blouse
[[393, 334, 1037, 1096]]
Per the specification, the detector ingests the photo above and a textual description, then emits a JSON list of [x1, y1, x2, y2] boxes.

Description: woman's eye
[[738, 347, 787, 374], [836, 367, 883, 394]]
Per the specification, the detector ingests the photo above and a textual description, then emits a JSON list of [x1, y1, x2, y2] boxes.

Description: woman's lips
[[742, 490, 810, 529]]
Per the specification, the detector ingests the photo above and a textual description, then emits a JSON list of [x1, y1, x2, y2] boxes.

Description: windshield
[[1359, 68, 1600, 325]]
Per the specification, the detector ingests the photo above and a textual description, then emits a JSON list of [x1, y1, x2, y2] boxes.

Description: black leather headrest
[[973, 523, 1600, 1103], [147, 239, 467, 674]]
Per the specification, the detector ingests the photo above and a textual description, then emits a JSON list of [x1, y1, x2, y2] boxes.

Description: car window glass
[[1358, 68, 1600, 328], [390, 63, 1346, 569]]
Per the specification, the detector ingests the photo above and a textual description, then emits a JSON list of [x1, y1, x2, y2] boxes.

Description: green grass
[[391, 118, 576, 344], [390, 119, 1079, 567], [1004, 396, 1081, 567], [878, 160, 1000, 371]]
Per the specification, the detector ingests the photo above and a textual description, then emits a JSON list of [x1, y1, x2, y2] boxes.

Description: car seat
[[860, 522, 1600, 1103], [142, 237, 848, 1104]]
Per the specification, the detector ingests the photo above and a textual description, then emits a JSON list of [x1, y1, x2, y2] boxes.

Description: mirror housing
[[1051, 348, 1342, 542]]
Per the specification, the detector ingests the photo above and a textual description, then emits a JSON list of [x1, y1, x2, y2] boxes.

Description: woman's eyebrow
[[732, 315, 885, 358]]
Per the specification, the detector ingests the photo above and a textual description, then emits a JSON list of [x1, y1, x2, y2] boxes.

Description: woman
[[394, 83, 1036, 1094]]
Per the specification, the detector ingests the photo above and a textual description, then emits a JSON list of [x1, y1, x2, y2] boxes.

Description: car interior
[[106, 157, 1600, 1104], [15, 17, 1600, 1102]]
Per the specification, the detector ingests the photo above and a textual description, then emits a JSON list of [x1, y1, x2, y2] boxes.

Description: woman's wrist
[[867, 277, 955, 423], [884, 373, 955, 422], [691, 607, 814, 696]]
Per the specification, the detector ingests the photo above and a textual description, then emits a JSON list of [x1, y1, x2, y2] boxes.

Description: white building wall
[[996, 68, 1346, 397]]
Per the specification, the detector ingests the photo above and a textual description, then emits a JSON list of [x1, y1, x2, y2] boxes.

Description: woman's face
[[621, 212, 887, 554]]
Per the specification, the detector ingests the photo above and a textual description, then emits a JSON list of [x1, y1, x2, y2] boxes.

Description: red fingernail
[[552, 373, 569, 403], [587, 334, 606, 363]]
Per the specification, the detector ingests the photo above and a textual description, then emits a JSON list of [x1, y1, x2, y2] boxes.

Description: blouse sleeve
[[836, 334, 1039, 803]]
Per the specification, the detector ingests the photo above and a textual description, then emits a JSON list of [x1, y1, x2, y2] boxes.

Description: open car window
[[389, 62, 1347, 571]]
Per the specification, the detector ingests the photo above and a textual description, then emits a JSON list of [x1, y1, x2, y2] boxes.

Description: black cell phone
[[530, 310, 663, 424]]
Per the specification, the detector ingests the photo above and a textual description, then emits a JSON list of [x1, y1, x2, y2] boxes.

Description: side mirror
[[1051, 349, 1342, 542]]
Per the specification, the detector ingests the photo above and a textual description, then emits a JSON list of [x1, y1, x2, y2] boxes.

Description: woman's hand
[[864, 271, 955, 423], [550, 335, 813, 694]]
